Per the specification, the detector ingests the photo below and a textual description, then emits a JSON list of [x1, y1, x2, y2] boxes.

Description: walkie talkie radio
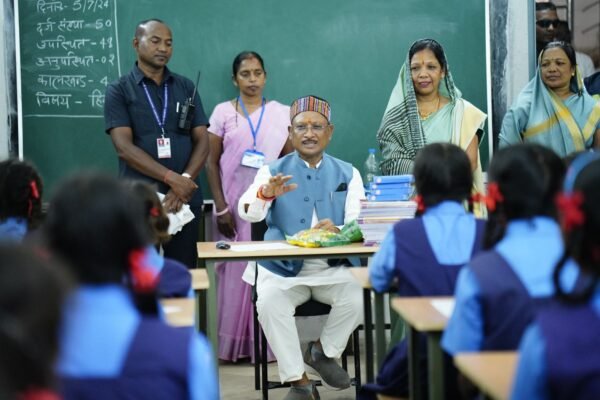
[[178, 71, 201, 131]]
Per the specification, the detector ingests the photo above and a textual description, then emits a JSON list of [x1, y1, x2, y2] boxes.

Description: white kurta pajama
[[238, 162, 365, 383]]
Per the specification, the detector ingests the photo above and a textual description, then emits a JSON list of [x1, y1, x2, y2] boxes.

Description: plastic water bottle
[[363, 148, 380, 185]]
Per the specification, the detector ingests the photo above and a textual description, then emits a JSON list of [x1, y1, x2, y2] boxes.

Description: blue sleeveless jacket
[[261, 152, 353, 277]]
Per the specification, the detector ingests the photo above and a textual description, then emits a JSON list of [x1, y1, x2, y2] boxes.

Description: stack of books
[[365, 175, 414, 201], [358, 200, 417, 246]]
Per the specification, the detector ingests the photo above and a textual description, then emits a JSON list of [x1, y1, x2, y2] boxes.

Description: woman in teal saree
[[499, 41, 600, 157]]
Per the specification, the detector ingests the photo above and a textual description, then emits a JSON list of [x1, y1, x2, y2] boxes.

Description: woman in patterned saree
[[377, 39, 487, 199], [499, 41, 600, 157]]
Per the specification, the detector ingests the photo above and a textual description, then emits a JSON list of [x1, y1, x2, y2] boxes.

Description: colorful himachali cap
[[290, 95, 331, 122]]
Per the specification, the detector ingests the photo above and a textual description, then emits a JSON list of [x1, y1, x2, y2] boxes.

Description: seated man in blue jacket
[[238, 95, 365, 400]]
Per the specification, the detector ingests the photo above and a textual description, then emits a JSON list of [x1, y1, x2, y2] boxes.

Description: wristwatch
[[182, 172, 192, 179]]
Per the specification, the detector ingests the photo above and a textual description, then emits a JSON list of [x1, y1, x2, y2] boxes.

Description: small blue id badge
[[241, 150, 266, 169]]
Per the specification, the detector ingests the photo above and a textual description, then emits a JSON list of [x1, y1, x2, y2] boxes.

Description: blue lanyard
[[142, 82, 168, 136], [238, 96, 266, 150]]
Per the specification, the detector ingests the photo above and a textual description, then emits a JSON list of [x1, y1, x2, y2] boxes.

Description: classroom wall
[[490, 0, 533, 144]]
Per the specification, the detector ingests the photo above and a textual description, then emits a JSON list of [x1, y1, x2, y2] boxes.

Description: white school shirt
[[237, 159, 365, 290]]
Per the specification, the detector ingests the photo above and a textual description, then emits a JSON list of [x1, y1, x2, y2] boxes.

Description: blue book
[[372, 174, 413, 184], [369, 182, 413, 190], [367, 192, 412, 201]]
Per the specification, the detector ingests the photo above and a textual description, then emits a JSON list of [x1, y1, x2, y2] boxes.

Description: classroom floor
[[219, 356, 360, 400]]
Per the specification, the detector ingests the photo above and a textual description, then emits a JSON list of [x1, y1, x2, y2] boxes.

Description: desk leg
[[408, 326, 421, 400], [374, 292, 386, 369], [363, 288, 374, 382], [206, 260, 219, 373], [427, 332, 444, 400]]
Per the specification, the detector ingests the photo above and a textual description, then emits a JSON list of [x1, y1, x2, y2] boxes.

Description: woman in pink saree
[[206, 51, 292, 361]]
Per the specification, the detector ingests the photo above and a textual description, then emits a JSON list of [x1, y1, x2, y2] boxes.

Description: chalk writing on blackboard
[[21, 0, 121, 118]]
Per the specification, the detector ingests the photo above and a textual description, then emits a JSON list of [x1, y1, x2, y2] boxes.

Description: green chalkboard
[[18, 0, 488, 196]]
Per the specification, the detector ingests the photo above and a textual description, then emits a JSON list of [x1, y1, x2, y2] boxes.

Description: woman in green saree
[[377, 39, 486, 198], [499, 41, 600, 157]]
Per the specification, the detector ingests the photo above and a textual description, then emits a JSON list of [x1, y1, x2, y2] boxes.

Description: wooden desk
[[197, 241, 378, 372], [191, 268, 209, 290], [454, 352, 518, 400], [391, 297, 453, 400], [349, 267, 388, 382], [161, 298, 195, 327]]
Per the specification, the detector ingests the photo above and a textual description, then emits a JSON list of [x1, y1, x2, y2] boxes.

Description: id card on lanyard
[[239, 96, 266, 169], [142, 81, 171, 159]]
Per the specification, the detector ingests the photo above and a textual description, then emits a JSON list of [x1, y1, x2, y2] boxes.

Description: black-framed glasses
[[536, 19, 560, 28]]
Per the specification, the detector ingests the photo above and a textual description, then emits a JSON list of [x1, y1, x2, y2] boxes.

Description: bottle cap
[[368, 148, 376, 154]]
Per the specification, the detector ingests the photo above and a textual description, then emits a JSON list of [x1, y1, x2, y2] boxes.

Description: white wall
[[506, 0, 534, 103]]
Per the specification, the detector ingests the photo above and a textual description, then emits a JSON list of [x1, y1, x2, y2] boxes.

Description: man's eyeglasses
[[292, 124, 328, 134], [536, 19, 560, 28]]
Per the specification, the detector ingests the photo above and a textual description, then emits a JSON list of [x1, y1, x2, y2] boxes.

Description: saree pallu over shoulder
[[377, 63, 425, 175], [502, 71, 599, 157]]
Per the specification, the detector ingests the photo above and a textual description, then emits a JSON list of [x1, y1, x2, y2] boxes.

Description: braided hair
[[483, 144, 565, 249], [553, 153, 600, 303]]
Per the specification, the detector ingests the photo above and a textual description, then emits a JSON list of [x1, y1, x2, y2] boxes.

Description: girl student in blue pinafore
[[442, 144, 580, 360], [0, 159, 43, 242], [44, 173, 218, 400], [126, 180, 193, 298], [359, 143, 486, 400], [512, 152, 600, 400]]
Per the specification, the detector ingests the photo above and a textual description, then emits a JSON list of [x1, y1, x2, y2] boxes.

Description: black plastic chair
[[250, 221, 361, 399]]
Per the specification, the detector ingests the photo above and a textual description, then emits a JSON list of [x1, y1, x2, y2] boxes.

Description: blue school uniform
[[442, 217, 579, 354], [0, 217, 27, 242], [512, 285, 600, 400], [360, 201, 485, 399], [144, 245, 193, 298], [57, 285, 218, 400]]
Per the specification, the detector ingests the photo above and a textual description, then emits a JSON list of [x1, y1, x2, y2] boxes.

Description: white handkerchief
[[157, 192, 195, 235]]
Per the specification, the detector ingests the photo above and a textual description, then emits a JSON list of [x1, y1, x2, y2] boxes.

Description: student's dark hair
[[413, 143, 472, 217], [409, 38, 448, 72], [232, 51, 265, 77], [536, 1, 557, 12], [0, 244, 69, 399], [483, 144, 565, 249], [125, 180, 170, 245], [0, 158, 44, 229], [44, 173, 158, 314], [134, 18, 167, 39], [553, 154, 600, 304]]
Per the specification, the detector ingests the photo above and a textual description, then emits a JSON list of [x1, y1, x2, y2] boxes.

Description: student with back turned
[[104, 18, 210, 269]]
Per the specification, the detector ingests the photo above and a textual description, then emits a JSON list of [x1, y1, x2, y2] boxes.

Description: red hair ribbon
[[484, 182, 504, 212], [414, 194, 426, 213], [149, 206, 160, 217], [128, 249, 158, 293], [29, 180, 40, 199], [555, 192, 585, 232]]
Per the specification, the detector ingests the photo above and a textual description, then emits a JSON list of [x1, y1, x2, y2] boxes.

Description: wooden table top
[[190, 268, 209, 290], [391, 297, 454, 332], [454, 351, 518, 400], [197, 240, 379, 261], [161, 298, 195, 328]]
